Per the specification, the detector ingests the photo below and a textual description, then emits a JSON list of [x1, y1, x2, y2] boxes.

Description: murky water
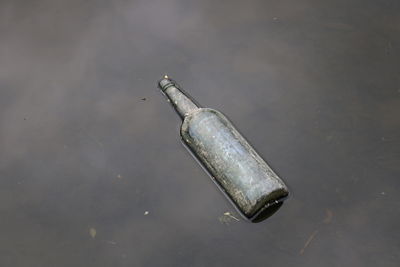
[[1, 0, 399, 266]]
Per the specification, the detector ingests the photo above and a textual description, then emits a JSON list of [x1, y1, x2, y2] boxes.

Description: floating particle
[[89, 227, 97, 239], [219, 211, 240, 224]]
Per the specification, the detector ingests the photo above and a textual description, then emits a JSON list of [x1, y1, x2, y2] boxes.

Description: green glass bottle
[[158, 76, 289, 222]]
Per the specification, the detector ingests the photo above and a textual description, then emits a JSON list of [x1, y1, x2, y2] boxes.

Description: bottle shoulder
[[180, 108, 229, 135], [187, 107, 225, 118]]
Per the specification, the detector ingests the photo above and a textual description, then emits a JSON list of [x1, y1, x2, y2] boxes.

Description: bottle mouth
[[158, 75, 176, 91]]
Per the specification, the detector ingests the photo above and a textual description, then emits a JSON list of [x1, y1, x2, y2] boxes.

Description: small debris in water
[[117, 174, 122, 179], [141, 98, 146, 101], [224, 212, 239, 221], [89, 227, 97, 239], [219, 212, 240, 224], [299, 230, 318, 255], [144, 211, 149, 215]]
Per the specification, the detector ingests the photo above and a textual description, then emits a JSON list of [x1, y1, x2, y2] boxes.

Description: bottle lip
[[158, 76, 177, 91]]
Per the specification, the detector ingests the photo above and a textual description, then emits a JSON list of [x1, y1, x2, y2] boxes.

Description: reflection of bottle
[[158, 76, 289, 222]]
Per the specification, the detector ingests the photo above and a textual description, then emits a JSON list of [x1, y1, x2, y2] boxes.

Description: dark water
[[1, 0, 400, 266]]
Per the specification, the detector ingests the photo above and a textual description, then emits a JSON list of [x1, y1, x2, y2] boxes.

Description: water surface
[[0, 0, 399, 266]]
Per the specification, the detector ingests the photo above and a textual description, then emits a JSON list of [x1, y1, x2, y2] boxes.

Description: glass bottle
[[158, 76, 289, 222]]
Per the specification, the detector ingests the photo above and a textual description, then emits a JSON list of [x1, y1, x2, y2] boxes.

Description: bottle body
[[181, 108, 288, 220]]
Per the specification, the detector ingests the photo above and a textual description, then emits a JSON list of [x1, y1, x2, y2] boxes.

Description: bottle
[[158, 76, 289, 222]]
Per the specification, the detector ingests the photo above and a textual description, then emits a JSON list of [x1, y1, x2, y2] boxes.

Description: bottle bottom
[[251, 201, 284, 223]]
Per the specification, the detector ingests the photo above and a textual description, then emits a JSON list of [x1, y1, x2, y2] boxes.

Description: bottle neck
[[158, 77, 200, 119]]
